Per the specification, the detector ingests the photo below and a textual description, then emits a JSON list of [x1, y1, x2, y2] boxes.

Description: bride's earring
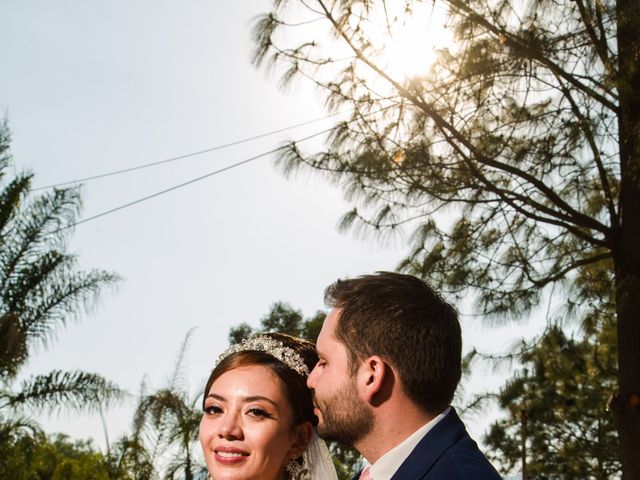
[[286, 458, 309, 480]]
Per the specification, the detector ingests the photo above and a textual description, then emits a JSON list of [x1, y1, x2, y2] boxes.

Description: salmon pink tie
[[359, 466, 372, 480]]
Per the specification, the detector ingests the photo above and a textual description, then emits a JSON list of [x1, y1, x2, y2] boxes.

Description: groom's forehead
[[321, 308, 341, 335], [318, 311, 354, 364], [317, 309, 344, 348]]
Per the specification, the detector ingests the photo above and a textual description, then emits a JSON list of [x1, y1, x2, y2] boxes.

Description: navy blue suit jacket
[[352, 408, 501, 480]]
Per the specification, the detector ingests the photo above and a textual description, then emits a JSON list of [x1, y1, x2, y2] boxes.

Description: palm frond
[[0, 413, 42, 443], [0, 131, 121, 380], [22, 268, 120, 347], [132, 331, 203, 476], [0, 187, 80, 284], [3, 370, 124, 414], [107, 433, 158, 480], [0, 120, 12, 174], [0, 174, 32, 238], [166, 327, 196, 393], [0, 313, 27, 379]]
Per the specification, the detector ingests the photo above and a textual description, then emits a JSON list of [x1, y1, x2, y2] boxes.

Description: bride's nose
[[217, 412, 243, 439]]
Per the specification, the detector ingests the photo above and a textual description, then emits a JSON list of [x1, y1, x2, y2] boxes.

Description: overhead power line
[[50, 127, 333, 234], [43, 104, 396, 233], [33, 111, 346, 191]]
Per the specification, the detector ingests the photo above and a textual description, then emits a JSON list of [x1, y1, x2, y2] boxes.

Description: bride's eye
[[247, 407, 272, 419], [203, 404, 223, 415]]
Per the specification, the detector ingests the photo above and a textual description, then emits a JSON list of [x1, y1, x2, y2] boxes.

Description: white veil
[[301, 432, 339, 480]]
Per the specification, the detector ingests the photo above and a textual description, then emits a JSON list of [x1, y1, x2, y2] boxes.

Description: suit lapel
[[390, 408, 466, 480]]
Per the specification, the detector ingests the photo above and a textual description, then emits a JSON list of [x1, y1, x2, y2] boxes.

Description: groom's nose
[[307, 363, 319, 389]]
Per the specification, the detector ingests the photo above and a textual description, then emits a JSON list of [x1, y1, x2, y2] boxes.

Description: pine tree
[[251, 2, 640, 476], [483, 324, 619, 478]]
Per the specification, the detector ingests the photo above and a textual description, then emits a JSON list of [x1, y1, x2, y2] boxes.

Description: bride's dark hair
[[202, 332, 318, 428]]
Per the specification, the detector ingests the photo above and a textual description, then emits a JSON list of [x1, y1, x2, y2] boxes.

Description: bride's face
[[200, 364, 303, 480]]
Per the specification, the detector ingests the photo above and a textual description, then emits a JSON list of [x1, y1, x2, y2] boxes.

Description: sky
[[1, 0, 539, 454]]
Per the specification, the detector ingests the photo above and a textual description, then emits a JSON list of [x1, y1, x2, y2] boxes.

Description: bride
[[199, 333, 338, 480]]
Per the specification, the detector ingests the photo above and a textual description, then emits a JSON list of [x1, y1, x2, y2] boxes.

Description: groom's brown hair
[[324, 271, 461, 414]]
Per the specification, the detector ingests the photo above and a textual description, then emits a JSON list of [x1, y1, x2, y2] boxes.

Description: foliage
[[228, 301, 325, 343], [459, 260, 621, 478], [133, 330, 204, 480], [102, 433, 157, 480], [483, 324, 619, 478], [0, 123, 119, 379], [251, 1, 640, 477], [229, 302, 361, 480], [0, 121, 124, 476], [1, 370, 122, 414], [0, 430, 112, 480]]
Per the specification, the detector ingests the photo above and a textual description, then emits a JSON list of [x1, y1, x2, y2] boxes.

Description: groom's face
[[307, 309, 373, 445]]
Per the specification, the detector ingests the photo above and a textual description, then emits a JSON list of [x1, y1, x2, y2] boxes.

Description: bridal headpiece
[[210, 334, 337, 480], [215, 335, 310, 377]]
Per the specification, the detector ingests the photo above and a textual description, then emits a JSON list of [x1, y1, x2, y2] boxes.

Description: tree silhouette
[[482, 324, 619, 478], [0, 121, 122, 438], [251, 2, 640, 476], [133, 330, 204, 480]]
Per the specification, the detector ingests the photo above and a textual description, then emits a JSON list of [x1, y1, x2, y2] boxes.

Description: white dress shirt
[[367, 407, 451, 480]]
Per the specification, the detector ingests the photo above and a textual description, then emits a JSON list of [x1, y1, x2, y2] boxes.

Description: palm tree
[[134, 330, 205, 480], [0, 370, 123, 416], [103, 431, 157, 480], [0, 121, 122, 433]]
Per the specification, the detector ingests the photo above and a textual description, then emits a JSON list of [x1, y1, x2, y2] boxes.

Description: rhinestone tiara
[[215, 335, 310, 377]]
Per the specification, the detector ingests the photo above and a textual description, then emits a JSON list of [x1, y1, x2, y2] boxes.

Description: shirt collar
[[369, 407, 451, 480]]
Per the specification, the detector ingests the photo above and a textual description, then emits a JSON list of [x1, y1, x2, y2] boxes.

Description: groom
[[307, 272, 501, 479]]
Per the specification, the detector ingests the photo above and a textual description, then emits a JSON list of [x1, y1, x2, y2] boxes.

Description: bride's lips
[[214, 445, 250, 464]]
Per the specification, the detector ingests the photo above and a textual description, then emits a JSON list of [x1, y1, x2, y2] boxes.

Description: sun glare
[[367, 3, 452, 80]]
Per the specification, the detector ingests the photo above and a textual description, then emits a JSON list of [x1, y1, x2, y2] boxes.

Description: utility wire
[[33, 110, 347, 191], [45, 104, 396, 233], [50, 127, 332, 234]]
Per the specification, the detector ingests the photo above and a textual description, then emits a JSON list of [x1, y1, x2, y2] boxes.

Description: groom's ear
[[357, 355, 389, 404]]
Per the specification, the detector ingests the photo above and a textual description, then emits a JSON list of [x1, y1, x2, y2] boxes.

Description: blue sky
[[1, 0, 532, 451]]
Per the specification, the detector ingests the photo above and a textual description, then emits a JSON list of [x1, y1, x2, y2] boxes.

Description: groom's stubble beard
[[314, 376, 374, 446]]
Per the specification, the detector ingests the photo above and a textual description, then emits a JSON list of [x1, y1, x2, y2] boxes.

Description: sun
[[366, 2, 453, 80]]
